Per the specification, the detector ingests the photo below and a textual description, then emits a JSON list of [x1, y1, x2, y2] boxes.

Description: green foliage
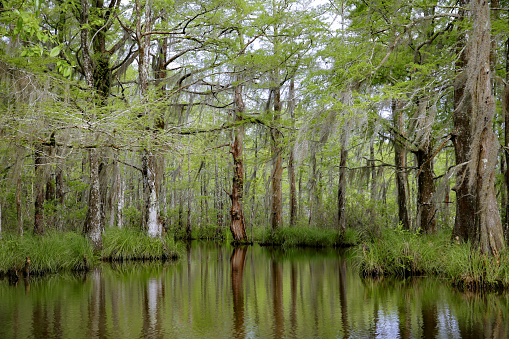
[[102, 228, 181, 261], [0, 231, 96, 275]]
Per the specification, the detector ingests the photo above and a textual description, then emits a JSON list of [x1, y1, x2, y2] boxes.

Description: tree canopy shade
[[0, 0, 508, 255]]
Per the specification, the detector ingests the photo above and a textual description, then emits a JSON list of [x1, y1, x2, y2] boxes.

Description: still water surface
[[1, 242, 508, 338]]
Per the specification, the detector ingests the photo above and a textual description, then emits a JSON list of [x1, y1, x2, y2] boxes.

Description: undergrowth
[[0, 231, 95, 275], [255, 226, 359, 249], [358, 226, 509, 291], [102, 228, 181, 261]]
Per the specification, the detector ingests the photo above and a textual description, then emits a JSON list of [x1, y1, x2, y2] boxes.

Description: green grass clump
[[255, 226, 358, 249], [0, 231, 95, 275], [102, 228, 181, 261], [358, 227, 450, 277], [358, 227, 509, 291]]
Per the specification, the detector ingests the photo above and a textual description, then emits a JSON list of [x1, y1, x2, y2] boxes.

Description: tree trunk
[[270, 86, 283, 232], [16, 174, 22, 236], [454, 0, 505, 254], [416, 144, 436, 233], [288, 79, 298, 227], [393, 101, 410, 230], [229, 82, 248, 243], [451, 0, 475, 242], [84, 148, 103, 251], [504, 36, 509, 240], [34, 143, 45, 235], [338, 144, 347, 233], [137, 0, 161, 237], [142, 151, 162, 237]]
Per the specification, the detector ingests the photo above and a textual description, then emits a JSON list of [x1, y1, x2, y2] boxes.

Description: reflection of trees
[[87, 269, 107, 338], [142, 277, 164, 338], [289, 263, 297, 338], [231, 246, 248, 339], [271, 255, 284, 338], [338, 259, 349, 338]]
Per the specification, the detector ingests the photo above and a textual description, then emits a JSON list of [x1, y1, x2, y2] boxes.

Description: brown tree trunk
[[229, 81, 248, 243], [16, 173, 22, 236], [393, 101, 410, 230], [416, 144, 436, 233], [453, 0, 505, 254], [504, 37, 509, 240], [34, 143, 45, 235], [271, 86, 283, 232], [451, 0, 475, 243], [338, 144, 347, 233], [288, 79, 298, 227]]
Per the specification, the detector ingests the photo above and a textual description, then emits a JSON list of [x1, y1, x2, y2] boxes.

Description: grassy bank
[[0, 231, 95, 276], [0, 229, 181, 277], [359, 227, 509, 291]]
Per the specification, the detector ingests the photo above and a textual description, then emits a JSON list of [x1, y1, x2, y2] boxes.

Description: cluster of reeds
[[358, 227, 509, 291], [101, 228, 181, 261]]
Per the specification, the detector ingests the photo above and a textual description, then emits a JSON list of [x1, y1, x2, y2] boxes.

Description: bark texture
[[393, 101, 410, 230], [270, 87, 283, 231], [453, 0, 505, 254], [229, 82, 248, 243]]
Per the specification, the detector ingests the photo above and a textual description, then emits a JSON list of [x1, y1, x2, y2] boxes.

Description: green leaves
[[49, 46, 61, 58]]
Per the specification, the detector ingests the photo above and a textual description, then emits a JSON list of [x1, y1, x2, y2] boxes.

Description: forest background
[[0, 0, 508, 272]]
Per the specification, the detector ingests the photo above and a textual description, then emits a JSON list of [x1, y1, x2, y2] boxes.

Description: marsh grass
[[102, 228, 181, 261], [256, 226, 359, 249], [358, 227, 509, 291], [0, 231, 95, 275]]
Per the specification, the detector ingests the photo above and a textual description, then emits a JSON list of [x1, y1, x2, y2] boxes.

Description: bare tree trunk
[[229, 81, 248, 243], [186, 152, 191, 239], [271, 85, 283, 232], [393, 101, 410, 230], [416, 144, 436, 233], [504, 35, 509, 240], [34, 143, 45, 235], [137, 0, 162, 237], [288, 79, 298, 227], [338, 144, 347, 233], [84, 148, 103, 251], [16, 173, 22, 236]]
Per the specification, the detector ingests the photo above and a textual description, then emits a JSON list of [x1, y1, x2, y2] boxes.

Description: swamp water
[[0, 242, 508, 338]]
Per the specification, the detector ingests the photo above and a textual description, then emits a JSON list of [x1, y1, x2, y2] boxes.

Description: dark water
[[1, 242, 508, 338]]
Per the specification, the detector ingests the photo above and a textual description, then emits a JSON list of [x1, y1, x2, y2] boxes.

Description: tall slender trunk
[[451, 1, 474, 242], [338, 144, 347, 233], [393, 101, 410, 230], [186, 152, 191, 239], [34, 143, 45, 235], [288, 79, 298, 227], [16, 173, 22, 236], [229, 81, 248, 242], [84, 148, 103, 251], [504, 34, 509, 240], [137, 0, 161, 237], [271, 86, 283, 231]]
